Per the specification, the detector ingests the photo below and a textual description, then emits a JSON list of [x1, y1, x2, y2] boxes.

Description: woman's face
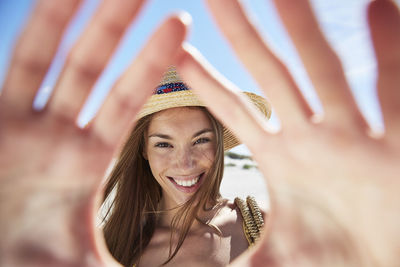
[[145, 107, 216, 207]]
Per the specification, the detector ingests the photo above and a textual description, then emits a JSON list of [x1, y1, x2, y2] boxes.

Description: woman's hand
[[177, 0, 400, 266], [2, 0, 399, 266], [0, 0, 189, 266]]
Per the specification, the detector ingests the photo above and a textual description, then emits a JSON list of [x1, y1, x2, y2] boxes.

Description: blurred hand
[[177, 0, 400, 266], [0, 0, 189, 266], [2, 0, 399, 266]]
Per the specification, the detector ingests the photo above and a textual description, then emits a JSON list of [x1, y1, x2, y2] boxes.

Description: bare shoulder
[[140, 202, 249, 266], [212, 199, 249, 260], [214, 199, 243, 226], [212, 199, 250, 235]]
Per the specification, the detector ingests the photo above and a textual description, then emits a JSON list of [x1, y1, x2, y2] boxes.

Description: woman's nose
[[175, 147, 196, 170]]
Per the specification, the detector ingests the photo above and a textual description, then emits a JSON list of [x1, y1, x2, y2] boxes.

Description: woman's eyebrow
[[192, 128, 213, 138], [148, 128, 213, 140], [148, 133, 172, 139]]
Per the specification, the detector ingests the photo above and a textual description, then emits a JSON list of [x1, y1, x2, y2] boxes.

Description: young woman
[[101, 67, 271, 267]]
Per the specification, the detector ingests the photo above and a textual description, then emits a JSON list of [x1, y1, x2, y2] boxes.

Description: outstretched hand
[[177, 0, 400, 266], [0, 0, 189, 266], [1, 0, 399, 266]]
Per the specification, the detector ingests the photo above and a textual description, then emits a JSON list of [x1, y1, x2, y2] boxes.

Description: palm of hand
[[178, 45, 400, 265], [176, 1, 400, 265], [255, 119, 399, 266], [1, 0, 400, 266], [0, 110, 113, 265], [0, 1, 187, 265]]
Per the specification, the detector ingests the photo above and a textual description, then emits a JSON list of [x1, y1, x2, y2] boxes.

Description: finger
[[206, 0, 314, 126], [368, 0, 400, 140], [0, 0, 81, 113], [273, 0, 368, 130], [48, 0, 146, 121], [176, 44, 275, 157], [176, 47, 366, 266], [90, 14, 190, 148]]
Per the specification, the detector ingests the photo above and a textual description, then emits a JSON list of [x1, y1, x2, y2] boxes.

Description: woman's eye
[[155, 142, 172, 148], [194, 137, 210, 145]]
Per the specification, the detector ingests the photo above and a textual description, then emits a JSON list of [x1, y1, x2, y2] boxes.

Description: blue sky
[[1, 0, 398, 154]]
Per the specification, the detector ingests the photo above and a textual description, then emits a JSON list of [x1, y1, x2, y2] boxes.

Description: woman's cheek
[[148, 149, 172, 173], [197, 145, 216, 166]]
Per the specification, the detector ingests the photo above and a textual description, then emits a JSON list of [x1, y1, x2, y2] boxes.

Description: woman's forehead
[[148, 107, 212, 132]]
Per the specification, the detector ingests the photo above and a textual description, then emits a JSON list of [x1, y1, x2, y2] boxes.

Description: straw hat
[[137, 67, 271, 151]]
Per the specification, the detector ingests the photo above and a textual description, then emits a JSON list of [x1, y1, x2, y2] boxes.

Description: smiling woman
[[101, 67, 271, 266], [1, 0, 400, 266], [146, 107, 216, 201]]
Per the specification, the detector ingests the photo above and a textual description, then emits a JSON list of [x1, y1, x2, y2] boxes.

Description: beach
[[221, 154, 270, 209]]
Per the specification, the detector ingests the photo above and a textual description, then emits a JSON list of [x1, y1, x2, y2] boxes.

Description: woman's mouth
[[167, 173, 204, 193]]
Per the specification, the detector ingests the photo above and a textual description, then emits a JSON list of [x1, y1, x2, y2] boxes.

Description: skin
[[177, 0, 400, 266], [0, 0, 399, 267], [0, 1, 190, 266], [145, 107, 216, 209], [138, 200, 249, 267], [139, 107, 249, 266]]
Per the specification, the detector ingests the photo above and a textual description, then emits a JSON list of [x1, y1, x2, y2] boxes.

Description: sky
[[1, 0, 398, 155]]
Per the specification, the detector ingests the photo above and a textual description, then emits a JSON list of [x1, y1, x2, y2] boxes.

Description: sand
[[221, 157, 270, 209]]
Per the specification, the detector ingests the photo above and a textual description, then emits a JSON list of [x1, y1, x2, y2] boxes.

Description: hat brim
[[137, 90, 271, 151]]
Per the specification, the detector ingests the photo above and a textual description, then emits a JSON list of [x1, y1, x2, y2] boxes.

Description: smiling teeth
[[173, 176, 200, 187]]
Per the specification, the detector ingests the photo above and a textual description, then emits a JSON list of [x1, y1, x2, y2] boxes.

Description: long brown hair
[[102, 107, 224, 266]]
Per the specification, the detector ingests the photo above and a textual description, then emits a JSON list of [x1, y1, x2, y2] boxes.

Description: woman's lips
[[167, 173, 204, 193]]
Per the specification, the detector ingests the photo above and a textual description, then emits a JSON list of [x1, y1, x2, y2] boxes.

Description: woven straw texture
[[234, 196, 264, 246]]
